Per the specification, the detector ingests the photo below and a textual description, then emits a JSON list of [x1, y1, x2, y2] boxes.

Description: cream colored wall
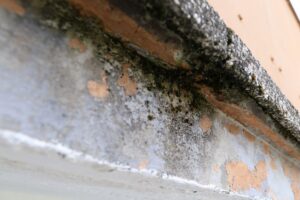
[[207, 0, 300, 111]]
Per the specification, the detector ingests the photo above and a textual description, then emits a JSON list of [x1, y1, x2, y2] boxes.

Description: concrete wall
[[0, 1, 300, 199]]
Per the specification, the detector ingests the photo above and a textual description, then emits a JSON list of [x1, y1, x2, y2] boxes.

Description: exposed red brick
[[225, 123, 240, 135], [0, 0, 25, 15], [69, 0, 189, 69], [198, 85, 300, 161], [242, 129, 256, 142]]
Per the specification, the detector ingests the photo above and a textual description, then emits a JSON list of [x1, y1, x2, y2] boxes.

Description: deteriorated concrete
[[0, 0, 300, 199], [15, 0, 300, 146], [105, 0, 300, 144]]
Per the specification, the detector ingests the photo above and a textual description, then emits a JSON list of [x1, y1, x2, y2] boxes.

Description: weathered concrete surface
[[49, 0, 300, 144], [105, 0, 300, 144], [10, 0, 298, 159], [6, 0, 295, 163], [0, 5, 300, 199]]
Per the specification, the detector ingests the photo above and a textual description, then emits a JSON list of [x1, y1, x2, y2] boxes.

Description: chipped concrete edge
[[111, 0, 300, 143], [187, 0, 300, 143]]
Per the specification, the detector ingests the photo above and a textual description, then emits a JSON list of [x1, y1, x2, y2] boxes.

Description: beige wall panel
[[208, 0, 300, 111]]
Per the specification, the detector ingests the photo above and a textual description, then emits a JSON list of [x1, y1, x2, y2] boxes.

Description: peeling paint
[[199, 115, 212, 134], [87, 73, 109, 98], [0, 0, 25, 15], [291, 183, 300, 200], [117, 63, 137, 96], [138, 160, 149, 170], [68, 37, 87, 53], [283, 163, 300, 200], [226, 160, 267, 191]]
